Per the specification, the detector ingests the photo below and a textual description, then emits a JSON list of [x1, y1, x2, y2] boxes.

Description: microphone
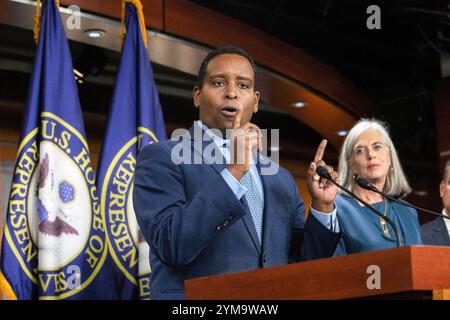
[[316, 166, 401, 247], [354, 177, 377, 192], [354, 176, 450, 220], [316, 165, 332, 180]]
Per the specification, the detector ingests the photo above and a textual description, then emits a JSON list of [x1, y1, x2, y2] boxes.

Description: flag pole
[[120, 0, 148, 48], [34, 0, 61, 44]]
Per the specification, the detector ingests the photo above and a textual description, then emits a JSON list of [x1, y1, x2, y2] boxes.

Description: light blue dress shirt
[[197, 121, 338, 232]]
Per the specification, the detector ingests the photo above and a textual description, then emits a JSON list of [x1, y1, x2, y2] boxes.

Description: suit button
[[262, 255, 268, 263], [223, 221, 229, 227], [228, 214, 234, 220], [216, 226, 222, 232]]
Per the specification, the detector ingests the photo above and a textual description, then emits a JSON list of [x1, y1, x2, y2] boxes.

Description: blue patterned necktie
[[240, 171, 264, 244]]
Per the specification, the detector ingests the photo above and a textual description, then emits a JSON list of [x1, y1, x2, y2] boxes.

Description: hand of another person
[[306, 139, 339, 213]]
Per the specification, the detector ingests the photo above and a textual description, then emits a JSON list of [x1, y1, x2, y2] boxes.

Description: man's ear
[[253, 90, 260, 113], [440, 180, 445, 198], [193, 86, 201, 109]]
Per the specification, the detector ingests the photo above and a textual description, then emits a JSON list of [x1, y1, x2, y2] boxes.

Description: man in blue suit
[[133, 46, 340, 299], [421, 159, 450, 246]]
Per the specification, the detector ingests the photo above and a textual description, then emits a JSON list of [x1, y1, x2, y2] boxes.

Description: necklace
[[379, 198, 390, 237]]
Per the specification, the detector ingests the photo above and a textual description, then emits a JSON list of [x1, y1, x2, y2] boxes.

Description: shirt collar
[[196, 121, 230, 148], [443, 209, 450, 231]]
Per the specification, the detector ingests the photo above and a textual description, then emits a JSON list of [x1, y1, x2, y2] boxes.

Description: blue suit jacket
[[421, 217, 450, 246], [334, 194, 423, 255], [133, 125, 339, 299]]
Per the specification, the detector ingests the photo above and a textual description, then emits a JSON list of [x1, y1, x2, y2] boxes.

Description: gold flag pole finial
[[120, 0, 148, 48]]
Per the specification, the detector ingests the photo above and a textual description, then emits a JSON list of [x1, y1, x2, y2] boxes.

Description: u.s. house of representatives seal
[[5, 112, 108, 299]]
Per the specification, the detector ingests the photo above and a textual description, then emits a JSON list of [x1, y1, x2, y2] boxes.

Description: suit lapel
[[189, 123, 261, 254], [431, 218, 450, 246], [189, 124, 226, 174]]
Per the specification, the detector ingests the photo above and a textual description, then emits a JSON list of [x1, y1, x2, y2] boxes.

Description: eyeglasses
[[352, 143, 389, 157]]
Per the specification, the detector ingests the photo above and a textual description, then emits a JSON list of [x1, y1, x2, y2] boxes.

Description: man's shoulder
[[141, 138, 178, 151], [421, 217, 442, 231], [138, 138, 180, 161]]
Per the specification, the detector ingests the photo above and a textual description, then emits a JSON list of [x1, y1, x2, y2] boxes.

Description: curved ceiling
[[1, 0, 373, 149]]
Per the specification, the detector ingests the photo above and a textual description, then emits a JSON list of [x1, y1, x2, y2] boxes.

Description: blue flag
[[96, 2, 167, 300], [0, 0, 113, 299]]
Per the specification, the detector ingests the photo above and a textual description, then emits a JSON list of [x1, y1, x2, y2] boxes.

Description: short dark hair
[[196, 45, 256, 88]]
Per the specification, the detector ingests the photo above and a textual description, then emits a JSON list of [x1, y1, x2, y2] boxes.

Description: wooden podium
[[185, 246, 450, 300]]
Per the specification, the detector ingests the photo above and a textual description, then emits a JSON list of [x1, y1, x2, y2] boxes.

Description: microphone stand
[[316, 167, 401, 247], [355, 177, 450, 220]]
